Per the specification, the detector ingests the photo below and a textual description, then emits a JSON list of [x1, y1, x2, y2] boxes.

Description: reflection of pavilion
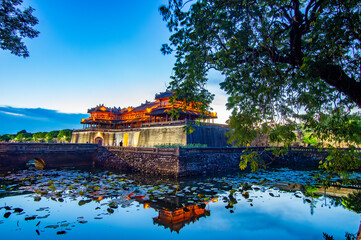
[[129, 194, 210, 233], [153, 204, 210, 233]]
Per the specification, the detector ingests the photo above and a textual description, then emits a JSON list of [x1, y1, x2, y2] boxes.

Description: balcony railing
[[76, 120, 228, 133]]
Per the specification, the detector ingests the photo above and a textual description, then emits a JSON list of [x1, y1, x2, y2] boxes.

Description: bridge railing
[[287, 147, 361, 153], [106, 146, 179, 155], [0, 143, 98, 151], [178, 146, 257, 154], [106, 145, 361, 156], [177, 146, 361, 155]]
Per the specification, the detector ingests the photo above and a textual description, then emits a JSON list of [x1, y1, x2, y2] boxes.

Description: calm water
[[0, 168, 360, 240]]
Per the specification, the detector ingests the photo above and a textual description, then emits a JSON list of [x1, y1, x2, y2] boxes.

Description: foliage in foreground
[[342, 191, 361, 214], [160, 0, 361, 182], [0, 0, 39, 57]]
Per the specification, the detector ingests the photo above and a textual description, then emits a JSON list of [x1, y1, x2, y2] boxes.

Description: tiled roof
[[88, 105, 126, 114], [155, 91, 173, 100], [147, 108, 214, 118], [130, 102, 159, 112], [81, 119, 121, 124]]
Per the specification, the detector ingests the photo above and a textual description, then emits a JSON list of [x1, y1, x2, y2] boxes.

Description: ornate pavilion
[[80, 91, 217, 130], [71, 90, 228, 147]]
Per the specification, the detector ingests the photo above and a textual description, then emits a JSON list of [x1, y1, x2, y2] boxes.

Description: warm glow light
[[82, 94, 219, 128], [97, 196, 103, 201], [144, 203, 150, 209]]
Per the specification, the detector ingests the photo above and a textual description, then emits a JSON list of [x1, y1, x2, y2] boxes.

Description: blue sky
[[0, 106, 88, 134], [0, 0, 229, 131]]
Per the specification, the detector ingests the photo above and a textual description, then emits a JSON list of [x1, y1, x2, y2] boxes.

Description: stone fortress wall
[[71, 124, 229, 147]]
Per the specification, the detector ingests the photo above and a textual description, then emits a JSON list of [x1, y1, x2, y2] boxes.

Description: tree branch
[[312, 63, 361, 108]]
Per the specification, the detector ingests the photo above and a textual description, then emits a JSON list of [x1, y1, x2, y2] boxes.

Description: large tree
[[0, 0, 39, 57], [160, 0, 361, 147]]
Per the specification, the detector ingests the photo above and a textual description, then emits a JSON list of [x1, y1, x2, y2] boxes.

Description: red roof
[[129, 102, 159, 112]]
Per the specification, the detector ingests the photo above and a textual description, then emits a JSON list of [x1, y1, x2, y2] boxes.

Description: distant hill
[[0, 106, 88, 134]]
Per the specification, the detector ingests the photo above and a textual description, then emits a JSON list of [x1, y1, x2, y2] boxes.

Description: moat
[[1, 168, 360, 239]]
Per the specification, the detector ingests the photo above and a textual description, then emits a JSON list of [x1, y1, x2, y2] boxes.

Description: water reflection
[[0, 168, 360, 239], [152, 202, 210, 233]]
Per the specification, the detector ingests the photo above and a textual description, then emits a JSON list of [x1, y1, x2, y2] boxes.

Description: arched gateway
[[94, 137, 103, 146]]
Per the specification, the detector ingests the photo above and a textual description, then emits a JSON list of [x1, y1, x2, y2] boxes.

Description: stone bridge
[[0, 143, 99, 171]]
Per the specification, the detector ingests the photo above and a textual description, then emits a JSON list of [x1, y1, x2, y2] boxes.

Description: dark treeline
[[0, 129, 72, 143]]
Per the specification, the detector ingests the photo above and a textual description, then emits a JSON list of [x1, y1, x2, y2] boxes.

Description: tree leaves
[[160, 0, 361, 181], [342, 191, 361, 214], [0, 0, 39, 57], [160, 0, 361, 142]]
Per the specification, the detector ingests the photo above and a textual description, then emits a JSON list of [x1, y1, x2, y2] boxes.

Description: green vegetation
[[0, 0, 39, 57], [160, 0, 361, 184], [303, 185, 321, 198], [154, 143, 208, 148], [154, 143, 181, 148], [0, 129, 72, 143], [45, 131, 59, 143], [342, 191, 361, 214], [302, 134, 318, 147], [57, 129, 73, 142]]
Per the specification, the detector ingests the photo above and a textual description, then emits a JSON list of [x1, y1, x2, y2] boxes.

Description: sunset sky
[[0, 0, 229, 129]]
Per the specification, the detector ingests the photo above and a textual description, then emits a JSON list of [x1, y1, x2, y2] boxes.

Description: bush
[[154, 143, 208, 148], [154, 143, 183, 148]]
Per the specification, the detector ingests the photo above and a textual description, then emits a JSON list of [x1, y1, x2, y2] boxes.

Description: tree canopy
[[160, 0, 361, 148], [0, 0, 39, 57], [46, 130, 59, 142], [57, 129, 72, 142], [0, 129, 73, 143]]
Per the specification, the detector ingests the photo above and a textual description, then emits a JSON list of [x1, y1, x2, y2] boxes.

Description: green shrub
[[154, 143, 208, 148], [184, 143, 208, 148]]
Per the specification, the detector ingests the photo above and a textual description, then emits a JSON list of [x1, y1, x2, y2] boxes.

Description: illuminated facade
[[80, 91, 217, 129], [71, 91, 229, 147]]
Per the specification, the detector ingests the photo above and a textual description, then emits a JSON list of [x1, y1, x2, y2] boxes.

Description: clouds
[[0, 106, 88, 134], [0, 111, 25, 117]]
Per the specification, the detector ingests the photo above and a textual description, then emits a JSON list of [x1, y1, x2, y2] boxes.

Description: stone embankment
[[98, 146, 360, 177], [97, 147, 180, 176], [96, 147, 132, 171], [1, 143, 359, 178]]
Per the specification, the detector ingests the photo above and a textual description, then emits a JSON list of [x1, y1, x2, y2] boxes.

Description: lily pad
[[14, 208, 23, 213], [45, 225, 59, 229], [78, 199, 92, 206], [25, 216, 36, 221]]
